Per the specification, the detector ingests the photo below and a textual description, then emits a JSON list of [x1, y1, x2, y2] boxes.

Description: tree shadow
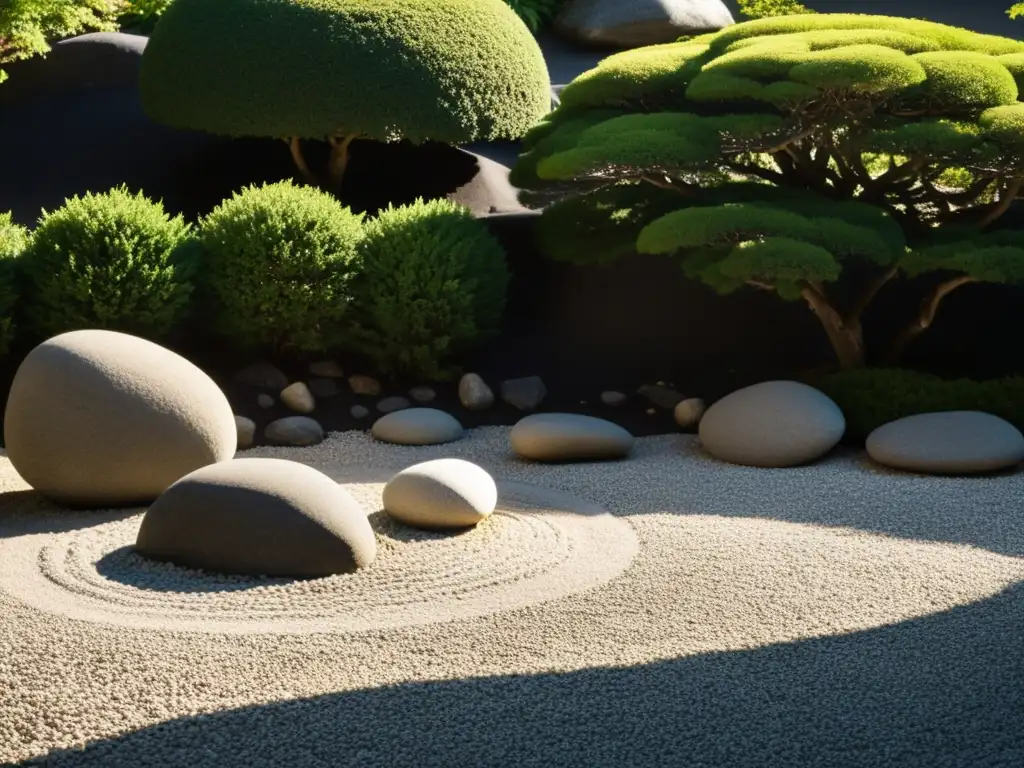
[[19, 580, 1024, 767], [0, 489, 140, 539]]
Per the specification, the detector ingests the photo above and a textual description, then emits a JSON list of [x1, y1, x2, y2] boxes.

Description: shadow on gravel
[[0, 490, 140, 538], [17, 579, 1024, 767]]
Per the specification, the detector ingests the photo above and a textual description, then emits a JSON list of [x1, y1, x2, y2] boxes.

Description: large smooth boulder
[[371, 409, 464, 446], [382, 459, 497, 530], [555, 0, 734, 48], [4, 330, 236, 507], [0, 33, 147, 108], [511, 413, 634, 462], [866, 411, 1024, 475], [136, 458, 376, 577], [699, 380, 845, 468]]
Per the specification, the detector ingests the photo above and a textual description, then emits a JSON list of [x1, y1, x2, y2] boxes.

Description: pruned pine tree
[[512, 14, 1024, 369]]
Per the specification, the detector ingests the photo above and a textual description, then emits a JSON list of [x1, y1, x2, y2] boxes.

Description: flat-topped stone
[[511, 413, 634, 462], [371, 408, 464, 446], [699, 380, 845, 468], [867, 411, 1024, 475], [383, 458, 497, 530], [136, 458, 376, 577]]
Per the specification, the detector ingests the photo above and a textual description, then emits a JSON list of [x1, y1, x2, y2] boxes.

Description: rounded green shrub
[[0, 213, 27, 354], [139, 0, 550, 145], [20, 187, 194, 341], [818, 367, 1024, 439], [195, 181, 364, 354], [349, 198, 509, 380]]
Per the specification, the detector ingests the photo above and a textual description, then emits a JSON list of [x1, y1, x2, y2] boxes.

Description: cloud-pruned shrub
[[513, 14, 1024, 370]]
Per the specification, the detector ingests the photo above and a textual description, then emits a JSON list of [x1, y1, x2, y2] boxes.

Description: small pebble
[[409, 385, 436, 403], [377, 396, 411, 414], [257, 394, 274, 409], [350, 405, 370, 419], [280, 382, 315, 414], [309, 360, 345, 378], [349, 375, 382, 396]]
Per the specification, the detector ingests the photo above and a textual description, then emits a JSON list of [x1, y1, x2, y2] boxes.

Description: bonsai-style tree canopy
[[139, 0, 551, 188], [513, 13, 1024, 370]]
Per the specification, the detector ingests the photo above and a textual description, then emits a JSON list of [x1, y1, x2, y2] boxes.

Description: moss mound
[[140, 0, 551, 144]]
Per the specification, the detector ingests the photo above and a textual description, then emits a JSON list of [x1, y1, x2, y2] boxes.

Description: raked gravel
[[1, 427, 1023, 767]]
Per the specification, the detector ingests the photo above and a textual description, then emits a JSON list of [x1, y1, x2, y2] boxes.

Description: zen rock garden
[[3, 1, 1024, 766]]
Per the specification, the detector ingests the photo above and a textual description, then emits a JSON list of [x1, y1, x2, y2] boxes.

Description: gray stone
[[699, 380, 844, 468], [136, 458, 376, 578], [866, 411, 1024, 475], [233, 362, 289, 390], [555, 0, 734, 48], [350, 405, 370, 419], [409, 385, 437, 403], [264, 416, 324, 446], [459, 373, 495, 410], [348, 375, 382, 396], [674, 397, 706, 430], [501, 375, 548, 411], [235, 415, 256, 450], [601, 390, 628, 406], [637, 383, 686, 410], [257, 394, 275, 409], [308, 377, 340, 398], [3, 330, 236, 508], [372, 408, 464, 446], [377, 396, 411, 414], [280, 381, 315, 414], [511, 413, 634, 462], [309, 360, 345, 378], [382, 458, 497, 530]]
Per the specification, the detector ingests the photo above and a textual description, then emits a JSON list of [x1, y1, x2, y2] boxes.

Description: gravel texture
[[1, 427, 1023, 767]]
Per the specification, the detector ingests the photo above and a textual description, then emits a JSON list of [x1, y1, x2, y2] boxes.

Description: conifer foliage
[[512, 14, 1024, 369]]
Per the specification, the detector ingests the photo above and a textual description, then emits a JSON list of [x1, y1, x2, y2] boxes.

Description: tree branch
[[284, 137, 317, 186], [978, 178, 1024, 229], [884, 274, 978, 363], [844, 265, 899, 326], [800, 280, 866, 370], [639, 174, 697, 194]]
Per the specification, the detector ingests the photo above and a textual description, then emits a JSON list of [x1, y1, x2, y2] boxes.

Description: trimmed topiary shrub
[[195, 180, 364, 354], [513, 14, 1024, 371], [139, 0, 551, 191], [349, 198, 509, 380], [0, 212, 27, 354], [20, 187, 194, 341], [818, 367, 1024, 439]]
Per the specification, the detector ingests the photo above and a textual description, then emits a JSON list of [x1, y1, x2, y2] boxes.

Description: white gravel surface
[[1, 427, 1022, 767]]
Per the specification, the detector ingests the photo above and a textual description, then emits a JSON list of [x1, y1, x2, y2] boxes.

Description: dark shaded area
[[17, 581, 1024, 767], [2, 16, 1024, 445], [0, 33, 146, 108]]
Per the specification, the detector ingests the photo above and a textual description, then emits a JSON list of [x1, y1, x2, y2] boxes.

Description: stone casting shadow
[[0, 490, 139, 539], [18, 579, 1024, 767]]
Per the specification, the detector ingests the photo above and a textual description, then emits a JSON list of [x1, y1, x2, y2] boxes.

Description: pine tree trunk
[[801, 284, 866, 370]]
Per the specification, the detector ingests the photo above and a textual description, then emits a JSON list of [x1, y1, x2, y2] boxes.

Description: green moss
[[708, 14, 1024, 57], [685, 71, 766, 102], [557, 42, 710, 112], [997, 52, 1024, 92], [789, 44, 927, 95], [349, 198, 508, 380], [534, 184, 687, 265], [535, 113, 726, 180], [140, 0, 550, 144], [818, 368, 1024, 439], [864, 119, 983, 157], [910, 51, 1018, 109], [979, 104, 1024, 145]]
